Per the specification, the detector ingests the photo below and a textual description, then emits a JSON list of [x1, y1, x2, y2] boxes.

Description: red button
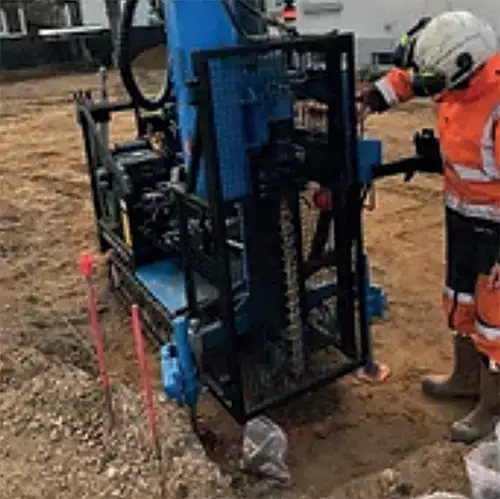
[[312, 188, 333, 211]]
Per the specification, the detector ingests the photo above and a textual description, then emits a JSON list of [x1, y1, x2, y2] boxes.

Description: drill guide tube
[[75, 30, 401, 424]]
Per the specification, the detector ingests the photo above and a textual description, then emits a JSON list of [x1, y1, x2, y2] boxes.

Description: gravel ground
[[0, 340, 232, 499]]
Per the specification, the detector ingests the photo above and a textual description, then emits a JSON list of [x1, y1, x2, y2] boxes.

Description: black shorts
[[446, 208, 500, 296]]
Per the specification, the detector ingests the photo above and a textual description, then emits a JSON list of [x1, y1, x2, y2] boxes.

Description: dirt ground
[[0, 71, 474, 498]]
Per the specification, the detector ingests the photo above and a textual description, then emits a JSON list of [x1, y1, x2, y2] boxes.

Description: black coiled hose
[[118, 0, 170, 110]]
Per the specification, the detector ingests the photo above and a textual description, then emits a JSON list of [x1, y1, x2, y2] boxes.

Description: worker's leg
[[451, 222, 500, 443], [421, 209, 480, 399]]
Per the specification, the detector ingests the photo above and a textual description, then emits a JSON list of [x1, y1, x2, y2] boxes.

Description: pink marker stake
[[131, 304, 161, 458], [79, 251, 114, 428]]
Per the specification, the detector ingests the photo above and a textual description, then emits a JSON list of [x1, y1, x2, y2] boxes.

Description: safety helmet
[[412, 11, 498, 90]]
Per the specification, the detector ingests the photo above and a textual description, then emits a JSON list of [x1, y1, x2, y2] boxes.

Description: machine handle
[[372, 128, 443, 181], [371, 156, 435, 181], [77, 105, 133, 196]]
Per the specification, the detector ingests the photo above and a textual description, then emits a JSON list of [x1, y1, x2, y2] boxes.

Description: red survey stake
[[79, 251, 114, 426], [131, 304, 160, 452]]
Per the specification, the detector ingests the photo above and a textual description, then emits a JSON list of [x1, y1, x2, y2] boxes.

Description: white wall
[[79, 0, 500, 66], [80, 0, 152, 28], [295, 0, 500, 68], [296, 0, 500, 38]]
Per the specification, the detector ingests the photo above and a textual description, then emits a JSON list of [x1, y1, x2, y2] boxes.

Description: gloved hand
[[362, 84, 390, 113], [413, 128, 443, 174]]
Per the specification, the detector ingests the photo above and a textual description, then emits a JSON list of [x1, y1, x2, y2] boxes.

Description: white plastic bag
[[495, 422, 500, 459], [242, 415, 291, 484], [465, 442, 500, 499]]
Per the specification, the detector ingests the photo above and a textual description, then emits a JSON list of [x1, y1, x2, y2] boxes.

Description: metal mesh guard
[[207, 50, 294, 200]]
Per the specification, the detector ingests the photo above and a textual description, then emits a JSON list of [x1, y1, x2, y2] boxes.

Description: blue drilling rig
[[75, 0, 434, 425]]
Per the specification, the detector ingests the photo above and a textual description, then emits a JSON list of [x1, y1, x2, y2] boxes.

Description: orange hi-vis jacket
[[375, 54, 500, 363], [374, 53, 500, 224]]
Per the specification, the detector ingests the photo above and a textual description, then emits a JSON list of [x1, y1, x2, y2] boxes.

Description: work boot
[[421, 335, 480, 400], [450, 361, 500, 444]]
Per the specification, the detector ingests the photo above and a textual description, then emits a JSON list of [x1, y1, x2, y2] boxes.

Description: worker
[[364, 10, 500, 443]]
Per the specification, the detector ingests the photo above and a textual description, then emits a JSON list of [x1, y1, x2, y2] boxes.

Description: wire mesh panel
[[191, 32, 369, 421]]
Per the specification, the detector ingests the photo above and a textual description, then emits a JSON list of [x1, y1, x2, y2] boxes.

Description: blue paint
[[367, 284, 386, 319], [164, 0, 295, 200], [161, 344, 183, 402], [206, 54, 294, 200], [198, 293, 250, 347], [134, 259, 218, 316], [164, 0, 239, 198], [363, 253, 386, 321], [358, 138, 383, 183], [161, 317, 199, 406], [306, 279, 385, 324]]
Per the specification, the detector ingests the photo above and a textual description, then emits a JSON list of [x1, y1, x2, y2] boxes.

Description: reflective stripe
[[490, 361, 500, 372], [481, 103, 500, 179], [445, 193, 500, 223], [444, 286, 475, 305], [449, 163, 496, 182], [475, 320, 500, 341], [374, 78, 398, 105], [451, 331, 471, 337]]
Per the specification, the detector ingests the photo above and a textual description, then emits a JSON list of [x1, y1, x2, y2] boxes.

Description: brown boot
[[421, 335, 480, 400], [450, 361, 500, 444]]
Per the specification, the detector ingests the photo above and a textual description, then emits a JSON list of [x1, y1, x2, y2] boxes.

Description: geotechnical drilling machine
[[75, 0, 438, 425]]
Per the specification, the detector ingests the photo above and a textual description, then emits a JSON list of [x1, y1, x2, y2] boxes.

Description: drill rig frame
[[75, 1, 435, 425]]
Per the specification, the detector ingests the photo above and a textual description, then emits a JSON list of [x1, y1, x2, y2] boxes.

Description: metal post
[[97, 66, 110, 150]]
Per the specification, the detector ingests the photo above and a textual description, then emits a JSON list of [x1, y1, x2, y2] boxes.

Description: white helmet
[[413, 11, 498, 89]]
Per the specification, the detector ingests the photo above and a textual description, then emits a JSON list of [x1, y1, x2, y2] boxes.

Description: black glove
[[413, 128, 443, 174], [363, 85, 390, 113]]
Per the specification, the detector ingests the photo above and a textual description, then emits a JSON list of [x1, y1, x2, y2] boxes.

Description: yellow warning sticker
[[120, 200, 132, 247]]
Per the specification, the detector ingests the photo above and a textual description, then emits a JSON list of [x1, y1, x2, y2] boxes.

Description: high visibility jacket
[[374, 54, 500, 223]]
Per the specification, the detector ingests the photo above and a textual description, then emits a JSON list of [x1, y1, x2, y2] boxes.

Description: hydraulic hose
[[118, 0, 170, 110]]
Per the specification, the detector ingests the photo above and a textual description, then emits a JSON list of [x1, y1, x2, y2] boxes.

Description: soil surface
[[0, 71, 474, 498]]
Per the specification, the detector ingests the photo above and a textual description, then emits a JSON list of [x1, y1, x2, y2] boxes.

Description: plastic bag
[[465, 442, 500, 499], [495, 421, 500, 458], [242, 415, 291, 484]]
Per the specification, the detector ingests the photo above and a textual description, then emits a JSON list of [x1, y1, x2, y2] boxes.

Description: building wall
[[79, 0, 152, 28], [294, 0, 500, 68], [0, 0, 83, 36]]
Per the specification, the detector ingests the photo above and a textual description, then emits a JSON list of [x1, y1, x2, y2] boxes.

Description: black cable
[[120, 0, 297, 110], [118, 0, 171, 111]]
